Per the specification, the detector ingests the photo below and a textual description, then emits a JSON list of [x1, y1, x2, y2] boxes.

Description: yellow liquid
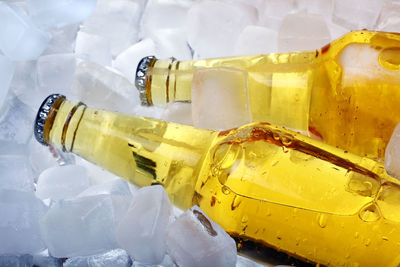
[[45, 98, 400, 266], [147, 30, 400, 160]]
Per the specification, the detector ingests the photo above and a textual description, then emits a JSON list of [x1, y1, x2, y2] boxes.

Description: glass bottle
[[135, 30, 400, 160], [35, 94, 400, 266]]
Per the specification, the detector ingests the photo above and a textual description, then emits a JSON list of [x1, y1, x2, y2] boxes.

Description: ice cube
[[376, 0, 400, 30], [166, 206, 237, 267], [236, 255, 267, 267], [113, 39, 156, 84], [234, 26, 278, 56], [278, 13, 331, 52], [385, 122, 400, 179], [33, 249, 63, 267], [78, 178, 132, 197], [116, 185, 172, 265], [9, 60, 39, 109], [44, 24, 79, 55], [161, 102, 193, 126], [0, 254, 33, 266], [186, 1, 257, 58], [75, 31, 112, 66], [64, 249, 132, 267], [0, 141, 34, 192], [40, 194, 119, 257], [0, 2, 51, 60], [258, 0, 297, 31], [191, 67, 251, 130], [0, 189, 47, 254], [332, 0, 383, 30], [27, 0, 97, 29], [36, 53, 76, 98], [152, 29, 192, 60], [0, 55, 15, 110], [36, 165, 90, 201], [75, 157, 121, 185], [296, 0, 333, 17], [81, 0, 142, 56], [72, 61, 140, 114]]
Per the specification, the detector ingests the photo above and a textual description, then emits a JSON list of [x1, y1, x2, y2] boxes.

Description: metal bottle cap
[[34, 94, 64, 146], [135, 56, 156, 106]]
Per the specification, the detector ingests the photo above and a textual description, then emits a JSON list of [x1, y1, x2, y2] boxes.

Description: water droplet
[[265, 208, 271, 216], [345, 253, 350, 259], [241, 215, 248, 224], [354, 232, 359, 239], [272, 132, 280, 140], [382, 236, 389, 241], [318, 213, 327, 228], [364, 238, 371, 246], [282, 146, 289, 153], [221, 186, 231, 195], [213, 143, 242, 170], [281, 135, 293, 146], [359, 203, 381, 222]]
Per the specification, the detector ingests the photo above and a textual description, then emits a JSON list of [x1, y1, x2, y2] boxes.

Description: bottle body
[[141, 30, 400, 160], [40, 96, 400, 266]]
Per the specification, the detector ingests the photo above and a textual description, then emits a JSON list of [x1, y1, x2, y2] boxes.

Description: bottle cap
[[34, 94, 64, 146], [135, 56, 156, 106]]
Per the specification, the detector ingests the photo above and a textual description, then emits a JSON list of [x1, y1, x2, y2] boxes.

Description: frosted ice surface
[[0, 55, 15, 110], [0, 254, 33, 267], [132, 105, 164, 120], [78, 178, 131, 197], [234, 26, 278, 56], [72, 61, 140, 114], [191, 67, 251, 130], [37, 53, 76, 98], [113, 38, 156, 84], [152, 29, 192, 60], [296, 0, 333, 17], [332, 0, 383, 30], [64, 249, 132, 267], [9, 61, 38, 109], [27, 0, 97, 29], [116, 185, 172, 265], [36, 165, 90, 201], [278, 13, 331, 52], [161, 102, 193, 126], [385, 122, 400, 179], [33, 250, 62, 267], [75, 31, 112, 66], [258, 0, 296, 30], [0, 141, 34, 192], [41, 194, 119, 258], [0, 2, 51, 60], [75, 157, 121, 185], [132, 254, 176, 266], [81, 0, 142, 56], [0, 189, 47, 254], [166, 206, 237, 267], [186, 1, 257, 58], [44, 24, 79, 55], [376, 0, 400, 30]]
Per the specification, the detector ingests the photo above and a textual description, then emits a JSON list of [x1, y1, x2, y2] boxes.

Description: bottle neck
[[45, 98, 217, 209]]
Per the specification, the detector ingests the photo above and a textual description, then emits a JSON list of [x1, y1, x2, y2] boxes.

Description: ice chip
[[0, 189, 47, 254], [186, 1, 257, 58], [385, 122, 400, 179], [41, 194, 119, 258], [332, 0, 383, 30], [0, 2, 51, 60], [75, 31, 112, 66], [27, 0, 97, 29], [64, 249, 132, 267], [72, 61, 140, 114], [161, 102, 193, 126], [191, 67, 251, 130], [0, 55, 15, 110], [234, 26, 278, 56], [116, 185, 172, 265], [36, 165, 90, 201], [278, 13, 331, 52], [166, 206, 237, 267]]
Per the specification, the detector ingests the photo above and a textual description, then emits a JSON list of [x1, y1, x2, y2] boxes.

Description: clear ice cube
[[234, 25, 278, 56], [75, 31, 112, 66], [166, 206, 237, 267], [191, 67, 251, 130], [116, 185, 172, 265], [0, 2, 51, 60]]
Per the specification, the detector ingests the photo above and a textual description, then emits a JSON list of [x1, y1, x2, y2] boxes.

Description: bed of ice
[[1, 0, 400, 266]]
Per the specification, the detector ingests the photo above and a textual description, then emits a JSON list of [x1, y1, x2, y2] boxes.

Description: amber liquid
[[146, 30, 400, 160], [45, 98, 400, 266]]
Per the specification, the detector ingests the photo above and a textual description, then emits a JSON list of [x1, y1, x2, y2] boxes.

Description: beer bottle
[[136, 30, 400, 160], [35, 94, 400, 266]]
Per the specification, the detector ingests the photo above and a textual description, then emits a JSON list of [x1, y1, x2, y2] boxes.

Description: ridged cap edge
[[135, 56, 156, 106]]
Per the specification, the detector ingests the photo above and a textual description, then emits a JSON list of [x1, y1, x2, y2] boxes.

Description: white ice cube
[[191, 67, 251, 130], [0, 2, 51, 60], [27, 0, 97, 29], [234, 26, 278, 56], [40, 194, 119, 257], [36, 165, 90, 201], [376, 0, 400, 30], [64, 249, 132, 267], [278, 12, 331, 52], [152, 29, 192, 61], [75, 157, 121, 185], [116, 185, 172, 265], [258, 0, 297, 31], [186, 1, 257, 58], [385, 122, 400, 179], [296, 0, 333, 18], [9, 61, 39, 109], [166, 206, 237, 267], [44, 24, 79, 55], [81, 0, 142, 56], [161, 102, 193, 126], [0, 189, 47, 254], [75, 31, 112, 66], [72, 61, 140, 114], [113, 39, 156, 84], [332, 0, 383, 30], [28, 137, 61, 179], [0, 55, 15, 110]]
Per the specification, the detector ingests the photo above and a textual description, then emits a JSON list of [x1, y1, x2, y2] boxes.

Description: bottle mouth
[[34, 94, 65, 146], [135, 55, 156, 106]]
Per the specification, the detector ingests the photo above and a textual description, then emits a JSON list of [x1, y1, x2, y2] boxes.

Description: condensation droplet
[[364, 238, 371, 246], [272, 132, 280, 140], [241, 215, 248, 224], [266, 208, 271, 216], [221, 185, 231, 195], [354, 232, 359, 239], [318, 213, 328, 228], [359, 203, 381, 222], [281, 135, 293, 146], [282, 146, 289, 153], [382, 236, 389, 241]]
